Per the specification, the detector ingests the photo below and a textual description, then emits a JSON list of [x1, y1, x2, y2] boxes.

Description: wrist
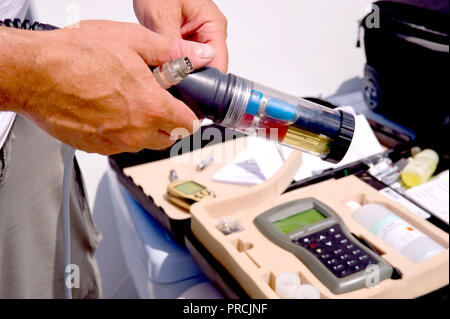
[[0, 28, 46, 113]]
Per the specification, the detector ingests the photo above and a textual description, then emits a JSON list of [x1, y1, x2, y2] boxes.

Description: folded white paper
[[213, 110, 383, 187], [405, 170, 449, 224]]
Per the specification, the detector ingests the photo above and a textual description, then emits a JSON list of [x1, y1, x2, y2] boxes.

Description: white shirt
[[0, 0, 31, 149]]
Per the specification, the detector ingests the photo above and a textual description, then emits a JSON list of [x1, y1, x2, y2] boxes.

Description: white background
[[30, 0, 374, 297]]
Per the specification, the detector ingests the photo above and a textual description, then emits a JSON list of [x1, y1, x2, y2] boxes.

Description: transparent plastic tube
[[220, 78, 352, 160], [155, 58, 355, 163], [216, 76, 355, 163]]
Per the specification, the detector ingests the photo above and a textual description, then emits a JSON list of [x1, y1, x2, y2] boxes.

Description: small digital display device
[[167, 180, 215, 211], [174, 181, 205, 195], [254, 198, 393, 294], [273, 208, 326, 234]]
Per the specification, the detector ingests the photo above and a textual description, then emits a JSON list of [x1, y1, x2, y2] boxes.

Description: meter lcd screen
[[174, 181, 205, 195], [273, 208, 326, 234]]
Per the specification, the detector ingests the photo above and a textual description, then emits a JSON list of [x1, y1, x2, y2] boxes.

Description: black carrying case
[[360, 0, 449, 157], [109, 125, 448, 299]]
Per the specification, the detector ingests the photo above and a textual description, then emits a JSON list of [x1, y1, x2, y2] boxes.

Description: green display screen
[[174, 181, 205, 195], [273, 208, 326, 234]]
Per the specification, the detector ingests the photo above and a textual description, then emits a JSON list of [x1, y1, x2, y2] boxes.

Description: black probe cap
[[323, 111, 355, 164], [171, 66, 235, 122]]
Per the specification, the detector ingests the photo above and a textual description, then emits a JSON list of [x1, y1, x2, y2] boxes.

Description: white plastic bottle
[[348, 202, 445, 263], [401, 149, 439, 187]]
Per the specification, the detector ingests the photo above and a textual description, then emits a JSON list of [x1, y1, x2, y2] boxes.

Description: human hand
[[134, 0, 228, 72], [5, 20, 216, 154]]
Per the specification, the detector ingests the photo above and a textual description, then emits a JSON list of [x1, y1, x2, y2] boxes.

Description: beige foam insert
[[124, 137, 257, 220], [190, 155, 449, 298]]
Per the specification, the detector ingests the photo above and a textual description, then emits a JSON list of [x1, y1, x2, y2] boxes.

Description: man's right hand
[[0, 20, 217, 155]]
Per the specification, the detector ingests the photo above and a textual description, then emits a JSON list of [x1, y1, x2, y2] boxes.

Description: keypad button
[[307, 225, 380, 280], [333, 264, 344, 271], [320, 254, 331, 260], [352, 265, 362, 272], [358, 255, 369, 261], [346, 260, 357, 267], [366, 259, 377, 265], [327, 258, 339, 265], [299, 238, 311, 247]]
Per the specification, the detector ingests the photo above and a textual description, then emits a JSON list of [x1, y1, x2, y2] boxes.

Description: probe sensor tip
[[153, 56, 194, 89]]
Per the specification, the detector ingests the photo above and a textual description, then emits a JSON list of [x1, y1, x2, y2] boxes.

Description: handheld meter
[[254, 198, 393, 294], [167, 171, 215, 210]]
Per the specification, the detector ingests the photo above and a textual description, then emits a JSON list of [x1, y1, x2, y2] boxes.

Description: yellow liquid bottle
[[401, 149, 439, 187]]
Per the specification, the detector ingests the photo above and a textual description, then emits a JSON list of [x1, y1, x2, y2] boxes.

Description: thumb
[[170, 39, 217, 69], [131, 28, 215, 69]]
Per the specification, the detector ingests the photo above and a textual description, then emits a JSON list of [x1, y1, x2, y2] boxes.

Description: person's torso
[[0, 0, 30, 20]]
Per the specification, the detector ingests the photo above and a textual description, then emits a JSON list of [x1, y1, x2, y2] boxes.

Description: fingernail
[[196, 44, 216, 60]]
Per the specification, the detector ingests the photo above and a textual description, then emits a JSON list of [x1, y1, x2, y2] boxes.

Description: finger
[[146, 16, 182, 40], [170, 38, 216, 69], [133, 0, 182, 39], [129, 27, 175, 66], [204, 39, 228, 72], [155, 88, 199, 135], [143, 130, 177, 150], [131, 28, 216, 69], [181, 24, 228, 72]]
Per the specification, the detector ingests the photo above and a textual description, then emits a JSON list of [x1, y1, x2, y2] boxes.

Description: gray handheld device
[[254, 198, 393, 294]]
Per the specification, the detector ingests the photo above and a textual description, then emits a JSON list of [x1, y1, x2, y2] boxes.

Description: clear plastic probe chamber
[[154, 57, 355, 164], [220, 78, 355, 163]]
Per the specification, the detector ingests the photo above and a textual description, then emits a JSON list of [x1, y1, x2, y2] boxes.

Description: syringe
[[153, 57, 355, 163]]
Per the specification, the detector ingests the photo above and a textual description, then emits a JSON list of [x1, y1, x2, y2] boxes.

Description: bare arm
[[0, 20, 216, 154], [0, 27, 41, 112]]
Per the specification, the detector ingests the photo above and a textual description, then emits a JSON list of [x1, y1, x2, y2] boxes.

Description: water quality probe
[[154, 57, 356, 164]]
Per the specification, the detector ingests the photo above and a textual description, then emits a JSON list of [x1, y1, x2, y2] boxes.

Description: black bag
[[360, 0, 449, 155]]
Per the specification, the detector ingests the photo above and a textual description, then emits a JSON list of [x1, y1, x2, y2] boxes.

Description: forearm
[[0, 27, 42, 113]]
